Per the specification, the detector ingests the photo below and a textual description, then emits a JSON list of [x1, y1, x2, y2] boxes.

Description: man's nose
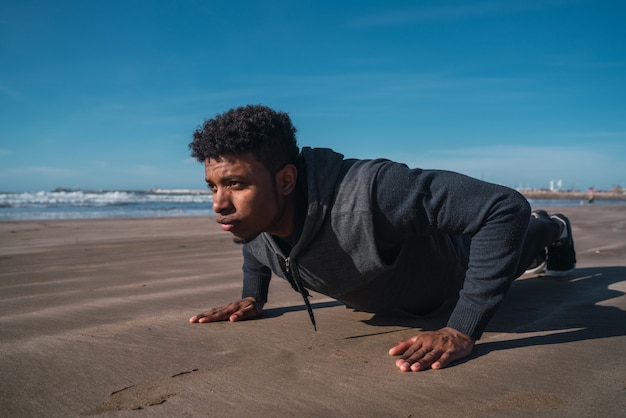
[[212, 188, 233, 214]]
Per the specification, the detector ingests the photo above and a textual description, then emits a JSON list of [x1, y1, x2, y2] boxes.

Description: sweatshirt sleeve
[[241, 244, 272, 306], [372, 162, 530, 340]]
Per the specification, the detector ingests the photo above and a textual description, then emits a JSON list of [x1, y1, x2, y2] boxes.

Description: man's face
[[205, 153, 292, 244]]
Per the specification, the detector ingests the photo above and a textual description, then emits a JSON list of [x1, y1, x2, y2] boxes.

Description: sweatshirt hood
[[290, 147, 347, 257]]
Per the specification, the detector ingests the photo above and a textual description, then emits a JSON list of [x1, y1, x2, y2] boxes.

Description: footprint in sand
[[81, 369, 199, 415]]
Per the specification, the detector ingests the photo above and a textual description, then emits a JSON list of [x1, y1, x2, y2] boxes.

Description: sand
[[1, 206, 625, 417]]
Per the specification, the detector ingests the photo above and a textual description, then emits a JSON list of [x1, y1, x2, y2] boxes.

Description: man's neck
[[272, 178, 306, 246]]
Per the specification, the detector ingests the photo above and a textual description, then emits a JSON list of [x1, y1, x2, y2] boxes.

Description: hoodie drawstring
[[284, 257, 317, 331]]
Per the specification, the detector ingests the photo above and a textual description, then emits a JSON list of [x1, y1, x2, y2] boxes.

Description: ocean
[[0, 189, 622, 221], [0, 190, 213, 221]]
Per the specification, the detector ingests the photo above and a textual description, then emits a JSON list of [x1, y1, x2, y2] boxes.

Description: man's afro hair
[[189, 104, 299, 174]]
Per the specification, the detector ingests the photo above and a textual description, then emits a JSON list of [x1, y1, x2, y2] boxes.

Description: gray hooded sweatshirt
[[242, 147, 530, 340]]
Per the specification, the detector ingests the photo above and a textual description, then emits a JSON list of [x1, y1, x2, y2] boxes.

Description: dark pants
[[339, 212, 562, 316]]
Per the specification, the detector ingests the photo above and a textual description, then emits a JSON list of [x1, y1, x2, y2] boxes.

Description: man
[[188, 105, 576, 372]]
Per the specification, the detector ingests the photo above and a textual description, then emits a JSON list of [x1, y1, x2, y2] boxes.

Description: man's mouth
[[217, 218, 236, 232], [220, 223, 234, 232]]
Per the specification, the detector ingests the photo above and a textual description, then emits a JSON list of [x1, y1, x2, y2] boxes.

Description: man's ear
[[275, 164, 298, 195]]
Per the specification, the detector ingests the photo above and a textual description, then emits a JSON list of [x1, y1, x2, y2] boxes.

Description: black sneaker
[[524, 246, 547, 275], [531, 209, 550, 220], [545, 213, 576, 276], [523, 210, 550, 275]]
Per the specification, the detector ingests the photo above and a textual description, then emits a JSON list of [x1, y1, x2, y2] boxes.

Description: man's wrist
[[245, 296, 264, 313]]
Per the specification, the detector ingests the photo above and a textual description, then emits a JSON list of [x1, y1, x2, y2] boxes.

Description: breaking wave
[[0, 189, 214, 220]]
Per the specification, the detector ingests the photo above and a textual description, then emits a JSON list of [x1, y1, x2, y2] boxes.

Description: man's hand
[[189, 297, 262, 323], [388, 327, 475, 371]]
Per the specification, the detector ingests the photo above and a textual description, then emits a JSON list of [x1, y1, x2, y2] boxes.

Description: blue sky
[[1, 0, 624, 192]]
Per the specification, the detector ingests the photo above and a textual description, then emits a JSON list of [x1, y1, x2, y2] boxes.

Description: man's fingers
[[189, 308, 229, 323], [189, 313, 213, 323], [431, 352, 452, 370], [229, 303, 261, 322], [395, 358, 412, 372], [388, 343, 406, 356], [190, 298, 261, 324], [431, 341, 473, 369], [408, 350, 442, 371], [196, 313, 219, 323], [198, 315, 217, 323], [229, 308, 246, 322], [388, 338, 419, 356]]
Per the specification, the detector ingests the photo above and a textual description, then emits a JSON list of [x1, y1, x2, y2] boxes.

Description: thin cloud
[[384, 144, 624, 190], [552, 131, 626, 139], [0, 83, 22, 100], [10, 166, 78, 178], [247, 71, 537, 104], [349, 1, 571, 27], [128, 165, 159, 177]]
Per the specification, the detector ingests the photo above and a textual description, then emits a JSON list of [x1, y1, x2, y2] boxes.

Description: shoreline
[[520, 190, 625, 201]]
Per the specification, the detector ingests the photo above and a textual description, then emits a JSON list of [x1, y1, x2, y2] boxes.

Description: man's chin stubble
[[232, 233, 261, 245]]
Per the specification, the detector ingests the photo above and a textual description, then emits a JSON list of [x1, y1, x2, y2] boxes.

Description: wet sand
[[1, 206, 625, 417]]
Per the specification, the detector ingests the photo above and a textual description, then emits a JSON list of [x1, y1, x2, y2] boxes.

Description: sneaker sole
[[545, 266, 576, 277], [524, 260, 547, 275]]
